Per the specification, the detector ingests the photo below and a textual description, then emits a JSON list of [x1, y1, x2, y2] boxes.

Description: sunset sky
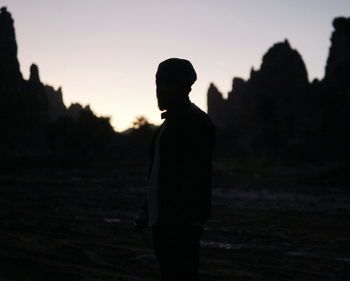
[[3, 0, 350, 131]]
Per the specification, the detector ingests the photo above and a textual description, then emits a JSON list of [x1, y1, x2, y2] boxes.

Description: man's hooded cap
[[156, 58, 197, 88]]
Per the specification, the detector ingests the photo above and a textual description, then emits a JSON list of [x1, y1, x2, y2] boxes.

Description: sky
[[2, 0, 350, 131]]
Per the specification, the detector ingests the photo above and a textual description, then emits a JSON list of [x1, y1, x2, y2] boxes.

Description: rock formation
[[325, 17, 350, 91], [0, 6, 22, 92], [45, 85, 67, 121], [0, 7, 115, 156], [29, 63, 40, 83], [208, 21, 350, 160], [207, 83, 227, 128]]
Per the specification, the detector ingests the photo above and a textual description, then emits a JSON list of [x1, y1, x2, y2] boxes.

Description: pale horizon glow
[[2, 0, 350, 131]]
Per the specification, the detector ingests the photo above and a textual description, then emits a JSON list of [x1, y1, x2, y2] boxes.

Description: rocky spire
[[207, 83, 224, 112], [0, 6, 22, 89], [207, 83, 227, 128], [324, 17, 350, 90], [228, 77, 246, 101], [29, 63, 41, 84], [0, 7, 17, 55], [259, 39, 309, 85]]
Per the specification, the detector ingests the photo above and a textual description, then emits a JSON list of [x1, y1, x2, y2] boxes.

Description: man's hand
[[133, 208, 148, 230]]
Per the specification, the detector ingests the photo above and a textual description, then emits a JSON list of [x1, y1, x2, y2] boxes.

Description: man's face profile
[[156, 79, 179, 111]]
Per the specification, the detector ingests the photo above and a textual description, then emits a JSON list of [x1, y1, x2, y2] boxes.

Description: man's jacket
[[150, 103, 215, 224]]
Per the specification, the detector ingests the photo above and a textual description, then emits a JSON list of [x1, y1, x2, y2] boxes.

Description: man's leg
[[152, 223, 203, 281]]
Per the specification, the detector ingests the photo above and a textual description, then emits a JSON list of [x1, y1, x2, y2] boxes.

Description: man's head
[[156, 58, 197, 111]]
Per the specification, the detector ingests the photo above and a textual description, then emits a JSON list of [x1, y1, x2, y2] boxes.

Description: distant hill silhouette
[[0, 7, 121, 159], [0, 7, 160, 163], [208, 18, 350, 161], [1, 6, 349, 163]]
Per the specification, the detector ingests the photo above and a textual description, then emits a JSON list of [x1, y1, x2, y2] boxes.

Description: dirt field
[[0, 161, 349, 281]]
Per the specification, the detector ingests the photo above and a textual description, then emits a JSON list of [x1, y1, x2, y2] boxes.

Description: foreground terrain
[[0, 160, 349, 281]]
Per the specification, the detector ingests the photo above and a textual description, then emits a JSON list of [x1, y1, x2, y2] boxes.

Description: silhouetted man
[[136, 58, 215, 281]]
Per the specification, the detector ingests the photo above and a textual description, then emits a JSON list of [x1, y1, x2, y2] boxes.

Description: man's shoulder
[[188, 103, 215, 132]]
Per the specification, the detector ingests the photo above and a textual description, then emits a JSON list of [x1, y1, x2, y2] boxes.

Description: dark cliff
[[0, 7, 22, 90], [0, 7, 115, 157], [325, 17, 350, 90], [208, 20, 350, 161]]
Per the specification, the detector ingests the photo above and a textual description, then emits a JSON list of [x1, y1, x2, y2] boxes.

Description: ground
[[0, 160, 349, 281]]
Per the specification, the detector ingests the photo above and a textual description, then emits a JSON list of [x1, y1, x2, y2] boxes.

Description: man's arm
[[134, 200, 148, 230], [174, 117, 215, 222]]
